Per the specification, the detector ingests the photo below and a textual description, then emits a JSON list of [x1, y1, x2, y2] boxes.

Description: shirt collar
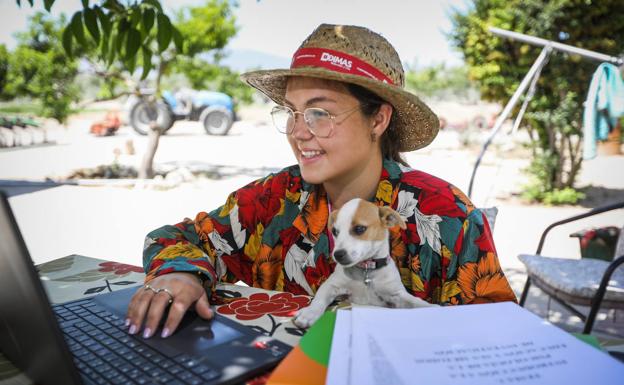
[[292, 158, 403, 242]]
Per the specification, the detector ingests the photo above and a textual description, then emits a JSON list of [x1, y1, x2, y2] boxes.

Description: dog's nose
[[333, 249, 347, 264]]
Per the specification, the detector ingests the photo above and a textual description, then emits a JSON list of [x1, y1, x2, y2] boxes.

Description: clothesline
[[467, 27, 623, 199]]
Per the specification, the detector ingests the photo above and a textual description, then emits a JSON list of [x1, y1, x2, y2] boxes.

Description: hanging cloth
[[583, 62, 624, 159]]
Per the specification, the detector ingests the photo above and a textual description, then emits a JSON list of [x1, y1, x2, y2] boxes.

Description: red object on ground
[[90, 111, 121, 136]]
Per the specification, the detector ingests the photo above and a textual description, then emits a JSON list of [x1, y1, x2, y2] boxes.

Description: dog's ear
[[379, 206, 406, 229], [328, 210, 339, 231]]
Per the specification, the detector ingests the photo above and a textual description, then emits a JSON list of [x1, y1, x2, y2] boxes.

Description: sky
[[0, 0, 471, 69]]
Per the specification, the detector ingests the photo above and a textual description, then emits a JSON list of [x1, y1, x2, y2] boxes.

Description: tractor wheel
[[200, 106, 233, 135], [129, 101, 174, 136]]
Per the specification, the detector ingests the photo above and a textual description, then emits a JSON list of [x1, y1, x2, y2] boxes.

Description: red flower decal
[[98, 261, 143, 275], [217, 292, 310, 321]]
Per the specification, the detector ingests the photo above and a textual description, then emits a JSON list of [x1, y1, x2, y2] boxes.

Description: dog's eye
[[352, 225, 367, 236], [331, 227, 339, 237]]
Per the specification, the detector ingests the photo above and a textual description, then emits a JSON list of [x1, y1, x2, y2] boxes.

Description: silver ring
[[143, 284, 158, 294], [157, 288, 174, 304]]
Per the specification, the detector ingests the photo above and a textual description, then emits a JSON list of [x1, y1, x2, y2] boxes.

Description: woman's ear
[[371, 103, 393, 137]]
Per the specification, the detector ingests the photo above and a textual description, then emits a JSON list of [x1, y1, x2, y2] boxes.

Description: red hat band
[[290, 47, 395, 86]]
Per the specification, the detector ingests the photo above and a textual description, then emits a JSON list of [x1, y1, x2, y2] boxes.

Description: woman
[[126, 24, 517, 339]]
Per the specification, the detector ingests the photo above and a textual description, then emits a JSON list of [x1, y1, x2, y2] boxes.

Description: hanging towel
[[582, 62, 624, 159]]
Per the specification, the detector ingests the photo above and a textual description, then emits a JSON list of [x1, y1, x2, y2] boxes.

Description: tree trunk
[[566, 134, 584, 188], [546, 125, 557, 191], [137, 59, 168, 179], [138, 122, 161, 179], [554, 131, 565, 190], [527, 126, 538, 157]]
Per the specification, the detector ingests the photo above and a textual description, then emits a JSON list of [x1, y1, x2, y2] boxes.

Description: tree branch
[[75, 91, 131, 109]]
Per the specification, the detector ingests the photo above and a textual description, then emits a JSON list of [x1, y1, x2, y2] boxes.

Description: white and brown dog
[[293, 198, 437, 328]]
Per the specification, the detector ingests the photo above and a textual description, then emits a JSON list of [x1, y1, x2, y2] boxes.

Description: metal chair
[[518, 201, 624, 334]]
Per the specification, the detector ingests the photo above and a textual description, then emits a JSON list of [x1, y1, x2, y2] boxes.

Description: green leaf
[[130, 8, 141, 28], [83, 7, 100, 44], [143, 0, 163, 13], [115, 29, 126, 56], [172, 26, 183, 53], [102, 0, 122, 12], [126, 51, 137, 74], [70, 11, 87, 46], [156, 13, 172, 53], [99, 31, 109, 60], [62, 26, 73, 57], [114, 19, 129, 55], [81, 0, 89, 8], [107, 30, 117, 66], [118, 18, 130, 32], [95, 6, 111, 35], [141, 8, 155, 38], [43, 0, 54, 11], [140, 45, 152, 80], [125, 28, 141, 60]]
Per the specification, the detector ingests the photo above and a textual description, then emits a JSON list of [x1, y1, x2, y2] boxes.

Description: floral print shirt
[[143, 158, 517, 305]]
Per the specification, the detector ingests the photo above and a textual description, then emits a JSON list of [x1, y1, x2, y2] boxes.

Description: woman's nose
[[291, 114, 314, 140]]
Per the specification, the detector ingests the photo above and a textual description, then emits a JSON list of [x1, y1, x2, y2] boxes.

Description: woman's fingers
[[161, 277, 210, 337], [126, 272, 210, 338], [126, 287, 155, 335], [142, 290, 176, 338], [161, 299, 193, 338], [194, 291, 214, 320]]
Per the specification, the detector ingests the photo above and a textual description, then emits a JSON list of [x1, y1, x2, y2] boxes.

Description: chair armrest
[[535, 201, 624, 254], [584, 254, 624, 333]]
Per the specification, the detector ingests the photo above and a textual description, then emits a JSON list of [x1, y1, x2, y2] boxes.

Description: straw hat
[[241, 24, 439, 152]]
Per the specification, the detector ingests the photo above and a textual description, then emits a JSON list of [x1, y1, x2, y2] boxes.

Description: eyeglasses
[[270, 104, 360, 138]]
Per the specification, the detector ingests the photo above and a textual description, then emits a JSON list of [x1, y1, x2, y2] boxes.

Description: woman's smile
[[298, 148, 326, 163]]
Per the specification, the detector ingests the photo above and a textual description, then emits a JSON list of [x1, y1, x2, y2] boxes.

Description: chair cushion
[[480, 207, 498, 230], [519, 254, 624, 302]]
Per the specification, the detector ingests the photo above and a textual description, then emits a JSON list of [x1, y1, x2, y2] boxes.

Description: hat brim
[[241, 67, 439, 152]]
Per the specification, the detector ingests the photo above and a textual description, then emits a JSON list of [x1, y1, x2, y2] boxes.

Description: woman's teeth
[[301, 150, 324, 158]]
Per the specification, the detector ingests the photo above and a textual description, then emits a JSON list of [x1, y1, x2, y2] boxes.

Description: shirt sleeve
[[142, 178, 259, 286], [143, 168, 301, 288]]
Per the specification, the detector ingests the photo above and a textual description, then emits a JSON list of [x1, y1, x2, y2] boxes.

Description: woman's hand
[[126, 272, 213, 339]]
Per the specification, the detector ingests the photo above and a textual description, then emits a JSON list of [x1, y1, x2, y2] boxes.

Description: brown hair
[[345, 83, 408, 167]]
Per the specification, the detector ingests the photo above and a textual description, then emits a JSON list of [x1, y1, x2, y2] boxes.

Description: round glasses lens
[[304, 108, 332, 137], [271, 106, 293, 134]]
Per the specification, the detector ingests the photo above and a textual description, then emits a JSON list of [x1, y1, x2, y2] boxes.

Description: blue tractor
[[127, 88, 236, 136]]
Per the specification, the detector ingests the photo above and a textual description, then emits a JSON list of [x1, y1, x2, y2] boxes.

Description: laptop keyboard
[[53, 299, 221, 385]]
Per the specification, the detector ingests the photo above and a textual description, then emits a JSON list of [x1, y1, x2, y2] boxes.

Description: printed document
[[327, 302, 624, 385]]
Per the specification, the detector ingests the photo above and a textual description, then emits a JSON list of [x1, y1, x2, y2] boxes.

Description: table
[[2, 255, 624, 384], [0, 255, 313, 384]]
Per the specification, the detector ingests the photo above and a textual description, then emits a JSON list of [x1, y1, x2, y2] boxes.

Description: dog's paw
[[292, 306, 323, 328]]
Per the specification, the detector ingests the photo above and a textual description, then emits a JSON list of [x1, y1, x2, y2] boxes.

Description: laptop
[[0, 192, 292, 385]]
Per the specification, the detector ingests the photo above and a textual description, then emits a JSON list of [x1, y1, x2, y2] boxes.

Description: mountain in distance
[[220, 49, 291, 72]]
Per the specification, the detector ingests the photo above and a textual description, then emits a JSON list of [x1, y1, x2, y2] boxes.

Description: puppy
[[293, 198, 437, 328]]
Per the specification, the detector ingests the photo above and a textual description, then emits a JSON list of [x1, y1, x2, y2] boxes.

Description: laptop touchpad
[[93, 287, 243, 357]]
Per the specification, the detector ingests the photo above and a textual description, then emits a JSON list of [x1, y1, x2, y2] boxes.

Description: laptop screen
[[0, 192, 83, 384], [0, 191, 293, 385]]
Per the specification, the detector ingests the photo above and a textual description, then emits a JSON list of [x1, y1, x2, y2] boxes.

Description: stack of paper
[[326, 302, 624, 385]]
